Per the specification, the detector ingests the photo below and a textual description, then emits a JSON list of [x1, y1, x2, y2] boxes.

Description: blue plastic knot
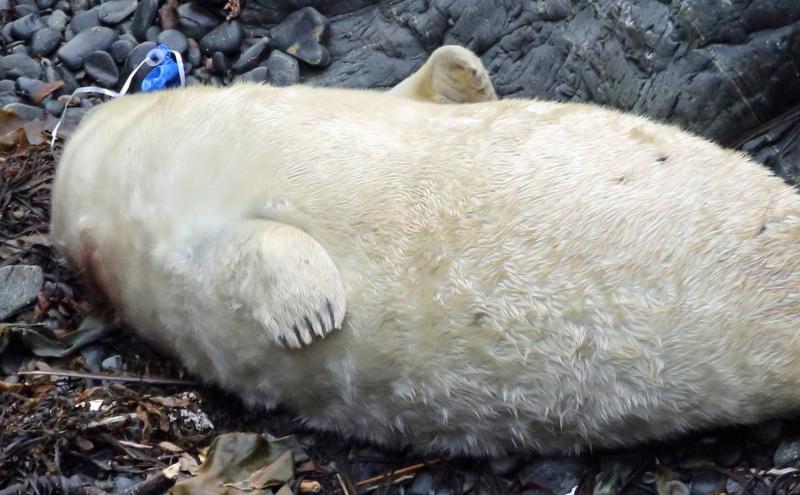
[[140, 44, 182, 92]]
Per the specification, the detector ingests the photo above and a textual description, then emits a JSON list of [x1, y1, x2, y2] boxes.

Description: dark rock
[[157, 29, 188, 54], [159, 0, 178, 30], [101, 354, 123, 370], [211, 51, 229, 74], [0, 53, 41, 80], [192, 67, 211, 83], [774, 437, 800, 468], [0, 96, 23, 106], [69, 0, 88, 12], [265, 50, 298, 87], [15, 76, 45, 100], [232, 37, 270, 73], [131, 0, 158, 41], [1, 23, 14, 44], [200, 21, 242, 55], [0, 80, 15, 94], [56, 65, 80, 93], [270, 7, 329, 66], [110, 38, 135, 63], [84, 50, 119, 87], [187, 41, 201, 66], [98, 0, 136, 25], [10, 44, 30, 56], [123, 41, 157, 90], [14, 3, 39, 16], [690, 471, 726, 495], [36, 0, 56, 9], [177, 2, 220, 41], [0, 265, 44, 320], [57, 26, 117, 70], [12, 14, 46, 41], [31, 27, 63, 56], [54, 0, 69, 11], [185, 75, 201, 86], [518, 459, 588, 495], [240, 0, 370, 25], [145, 25, 160, 42], [46, 9, 69, 31], [408, 472, 433, 495], [45, 98, 65, 115], [69, 8, 100, 33], [236, 66, 267, 83]]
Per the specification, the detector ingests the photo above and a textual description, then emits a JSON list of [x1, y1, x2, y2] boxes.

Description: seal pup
[[51, 48, 800, 456]]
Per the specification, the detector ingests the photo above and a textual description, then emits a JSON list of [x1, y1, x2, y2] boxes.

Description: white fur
[[51, 82, 800, 456]]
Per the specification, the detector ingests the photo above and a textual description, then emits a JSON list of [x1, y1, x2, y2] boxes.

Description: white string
[[50, 47, 185, 148]]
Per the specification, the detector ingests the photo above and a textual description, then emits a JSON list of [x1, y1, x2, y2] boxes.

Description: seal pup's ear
[[388, 45, 497, 103], [203, 219, 346, 350]]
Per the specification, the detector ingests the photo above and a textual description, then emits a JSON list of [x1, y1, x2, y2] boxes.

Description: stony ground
[[4, 0, 800, 493]]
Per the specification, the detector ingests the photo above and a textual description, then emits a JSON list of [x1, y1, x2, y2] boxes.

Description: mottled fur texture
[[52, 59, 800, 457]]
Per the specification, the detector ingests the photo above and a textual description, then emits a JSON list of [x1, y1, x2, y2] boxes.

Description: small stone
[[131, 0, 157, 41], [0, 266, 43, 319], [200, 21, 242, 55], [187, 41, 201, 66], [158, 0, 178, 30], [690, 471, 725, 495], [2, 24, 14, 44], [774, 437, 800, 468], [177, 2, 220, 41], [12, 14, 46, 41], [145, 25, 160, 42], [3, 102, 44, 120], [98, 0, 136, 25], [518, 459, 588, 495], [56, 65, 79, 93], [45, 98, 65, 115], [489, 456, 523, 477], [57, 26, 117, 70], [0, 79, 15, 93], [101, 354, 123, 370], [156, 29, 187, 54], [236, 66, 267, 83], [10, 44, 29, 56], [751, 420, 782, 444], [80, 344, 104, 373], [232, 37, 269, 73], [47, 10, 69, 31], [69, 8, 100, 33], [36, 0, 56, 9], [15, 76, 44, 100], [0, 53, 41, 79], [31, 27, 62, 56], [70, 0, 88, 12], [0, 95, 22, 106], [84, 50, 119, 87], [14, 4, 38, 17], [211, 51, 228, 74], [270, 6, 330, 66], [110, 38, 135, 63], [123, 41, 156, 88], [185, 75, 201, 86], [117, 19, 134, 37], [265, 50, 298, 87], [408, 472, 433, 495], [54, 0, 69, 11]]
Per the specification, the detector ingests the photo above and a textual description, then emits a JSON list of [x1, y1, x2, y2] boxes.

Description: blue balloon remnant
[[141, 44, 182, 92]]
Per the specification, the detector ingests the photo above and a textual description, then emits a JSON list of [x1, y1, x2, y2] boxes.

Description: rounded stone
[[269, 6, 330, 67], [265, 50, 299, 87], [110, 38, 135, 63], [131, 0, 158, 41], [57, 26, 117, 70], [15, 76, 44, 100], [69, 8, 100, 34], [232, 37, 269, 74], [0, 265, 45, 320], [11, 13, 46, 41], [177, 2, 220, 41], [36, 0, 56, 9], [211, 51, 228, 74], [84, 50, 119, 87], [145, 25, 160, 42], [199, 20, 242, 55], [0, 53, 41, 79], [157, 29, 188, 54], [0, 79, 15, 93], [97, 0, 137, 25], [46, 9, 69, 32], [237, 66, 267, 83], [30, 27, 63, 56], [45, 98, 65, 116]]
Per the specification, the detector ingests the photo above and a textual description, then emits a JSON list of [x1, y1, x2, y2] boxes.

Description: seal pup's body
[[52, 62, 800, 456]]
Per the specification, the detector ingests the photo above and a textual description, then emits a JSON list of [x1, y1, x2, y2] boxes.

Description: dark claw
[[326, 299, 335, 329], [292, 324, 304, 346]]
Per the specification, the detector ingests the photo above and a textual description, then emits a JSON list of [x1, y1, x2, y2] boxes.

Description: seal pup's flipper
[[388, 45, 497, 103], [202, 219, 346, 350]]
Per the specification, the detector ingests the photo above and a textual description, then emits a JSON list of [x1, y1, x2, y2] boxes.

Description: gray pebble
[[408, 472, 434, 495], [80, 344, 104, 373], [0, 79, 15, 93], [123, 41, 156, 89], [98, 0, 136, 25], [2, 23, 14, 44], [0, 53, 41, 79], [10, 44, 29, 55], [270, 6, 330, 67], [69, 8, 100, 34], [31, 27, 63, 56], [177, 2, 220, 41], [200, 21, 242, 56], [265, 50, 298, 87], [56, 65, 80, 93], [11, 13, 46, 41], [0, 265, 44, 320], [232, 37, 270, 74], [187, 42, 201, 66], [14, 4, 39, 17], [690, 471, 726, 495], [84, 50, 119, 87], [36, 0, 56, 9], [131, 0, 157, 41], [16, 76, 44, 100], [236, 66, 267, 83], [57, 26, 117, 70], [54, 0, 69, 11], [45, 98, 65, 115], [110, 38, 135, 63], [47, 9, 69, 31], [211, 51, 229, 74], [518, 459, 588, 495], [157, 29, 188, 54], [774, 437, 800, 468], [185, 75, 201, 86], [70, 0, 88, 12], [0, 95, 23, 106], [145, 25, 160, 42]]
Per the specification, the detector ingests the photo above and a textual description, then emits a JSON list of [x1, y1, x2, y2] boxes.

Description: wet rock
[[489, 456, 523, 477], [232, 37, 270, 73], [56, 65, 79, 93], [270, 7, 329, 66], [31, 27, 63, 56], [98, 0, 136, 25], [177, 2, 220, 41], [0, 265, 44, 320], [69, 0, 88, 12], [751, 420, 783, 444], [36, 0, 56, 9], [0, 80, 15, 94], [15, 76, 44, 100], [45, 98, 65, 115], [774, 437, 800, 468], [408, 472, 434, 494], [211, 51, 229, 74], [46, 9, 69, 31], [4, 102, 44, 120], [518, 459, 588, 495], [110, 37, 135, 63], [200, 21, 242, 55], [84, 50, 119, 87], [131, 0, 158, 41], [0, 95, 23, 106], [159, 0, 178, 30], [1, 24, 13, 44], [0, 53, 41, 80], [187, 41, 201, 66], [123, 41, 156, 89], [14, 4, 39, 17], [145, 25, 160, 42], [9, 44, 29, 56], [265, 50, 298, 87], [11, 13, 46, 41], [57, 26, 117, 70], [157, 29, 188, 54], [236, 66, 267, 83], [690, 471, 726, 495], [69, 8, 100, 33]]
